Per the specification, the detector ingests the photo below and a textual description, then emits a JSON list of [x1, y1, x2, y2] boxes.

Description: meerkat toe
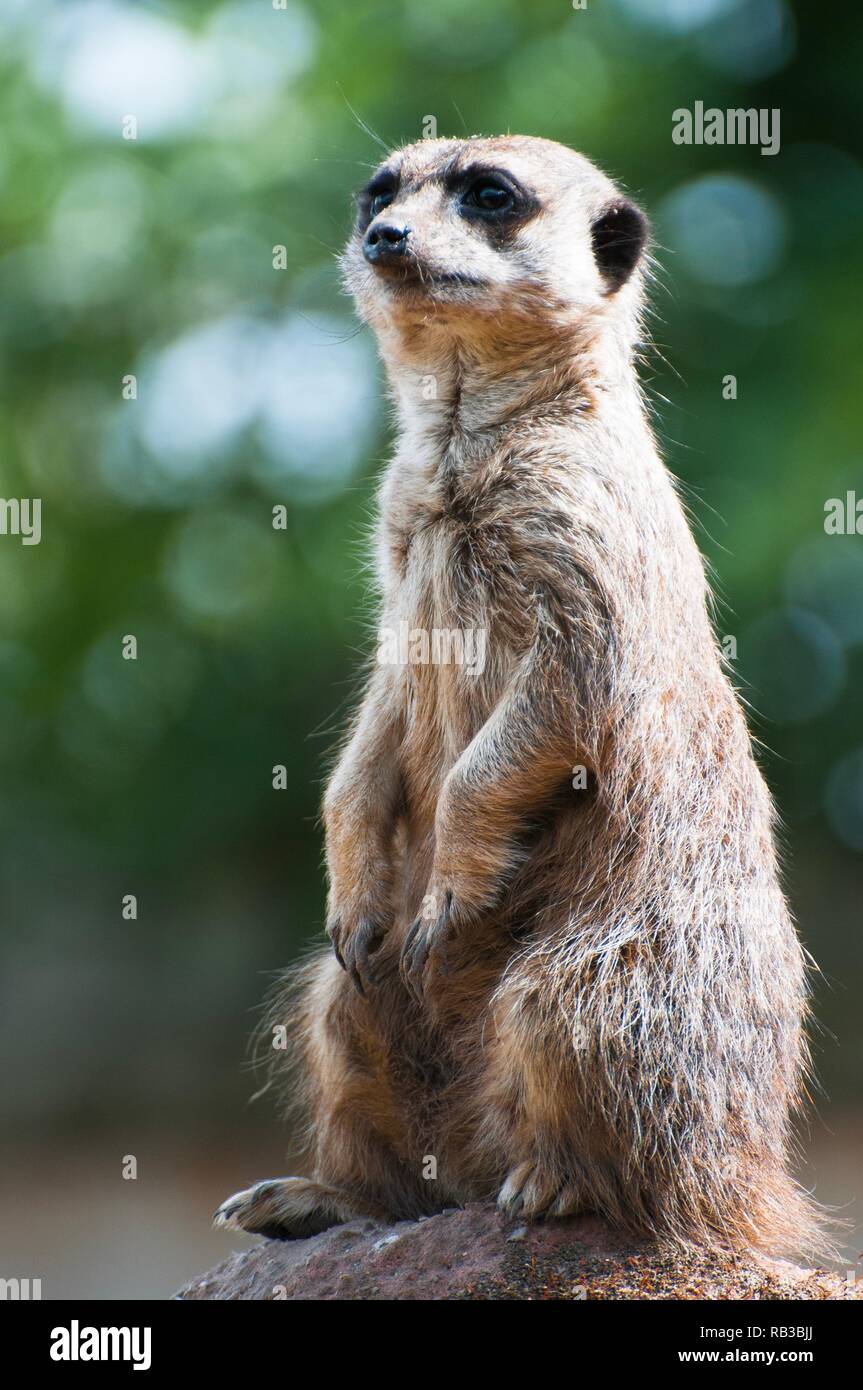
[[497, 1161, 534, 1218], [213, 1179, 297, 1236], [548, 1183, 584, 1218], [342, 918, 386, 993], [213, 1184, 259, 1230]]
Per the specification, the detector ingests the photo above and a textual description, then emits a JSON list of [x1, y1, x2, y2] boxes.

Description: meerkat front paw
[[324, 809, 395, 994], [326, 908, 389, 995], [400, 890, 458, 1001], [214, 1176, 379, 1240], [400, 859, 508, 999], [428, 820, 521, 925]]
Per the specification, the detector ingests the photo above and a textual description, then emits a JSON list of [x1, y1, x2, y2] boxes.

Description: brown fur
[[216, 136, 828, 1259]]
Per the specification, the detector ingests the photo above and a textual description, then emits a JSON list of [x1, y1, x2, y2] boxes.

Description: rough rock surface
[[177, 1203, 856, 1301]]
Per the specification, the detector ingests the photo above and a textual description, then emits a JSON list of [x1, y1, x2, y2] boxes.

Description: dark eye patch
[[449, 164, 540, 239], [356, 167, 400, 232]]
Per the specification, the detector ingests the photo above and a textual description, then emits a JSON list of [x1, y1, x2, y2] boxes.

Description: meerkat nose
[[364, 221, 410, 264]]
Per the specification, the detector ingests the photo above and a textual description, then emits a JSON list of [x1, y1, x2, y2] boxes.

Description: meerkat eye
[[370, 189, 394, 217], [464, 179, 515, 214]]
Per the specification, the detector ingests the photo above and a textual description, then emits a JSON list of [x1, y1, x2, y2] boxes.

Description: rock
[[176, 1203, 856, 1300]]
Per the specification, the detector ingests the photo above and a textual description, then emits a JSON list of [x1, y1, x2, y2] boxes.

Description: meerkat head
[[342, 135, 648, 350]]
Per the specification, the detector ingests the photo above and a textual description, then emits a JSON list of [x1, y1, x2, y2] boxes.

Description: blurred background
[[0, 0, 860, 1298]]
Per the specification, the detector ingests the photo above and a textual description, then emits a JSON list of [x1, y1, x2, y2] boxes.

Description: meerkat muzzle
[[363, 220, 410, 265]]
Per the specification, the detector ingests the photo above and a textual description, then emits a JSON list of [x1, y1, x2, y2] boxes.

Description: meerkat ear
[[591, 200, 648, 292]]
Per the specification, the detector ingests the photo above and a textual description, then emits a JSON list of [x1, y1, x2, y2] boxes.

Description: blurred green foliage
[[0, 0, 860, 1147]]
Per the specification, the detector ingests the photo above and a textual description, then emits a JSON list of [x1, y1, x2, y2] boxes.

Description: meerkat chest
[[388, 437, 548, 613], [377, 437, 557, 752], [381, 494, 537, 759], [396, 519, 491, 670]]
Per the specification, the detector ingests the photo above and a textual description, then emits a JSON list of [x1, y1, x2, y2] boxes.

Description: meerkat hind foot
[[498, 1161, 583, 1222], [214, 1176, 378, 1240]]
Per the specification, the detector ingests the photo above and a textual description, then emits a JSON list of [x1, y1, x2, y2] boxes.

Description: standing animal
[[216, 135, 825, 1258]]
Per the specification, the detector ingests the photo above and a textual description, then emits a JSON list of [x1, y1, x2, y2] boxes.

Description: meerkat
[[215, 135, 827, 1258]]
